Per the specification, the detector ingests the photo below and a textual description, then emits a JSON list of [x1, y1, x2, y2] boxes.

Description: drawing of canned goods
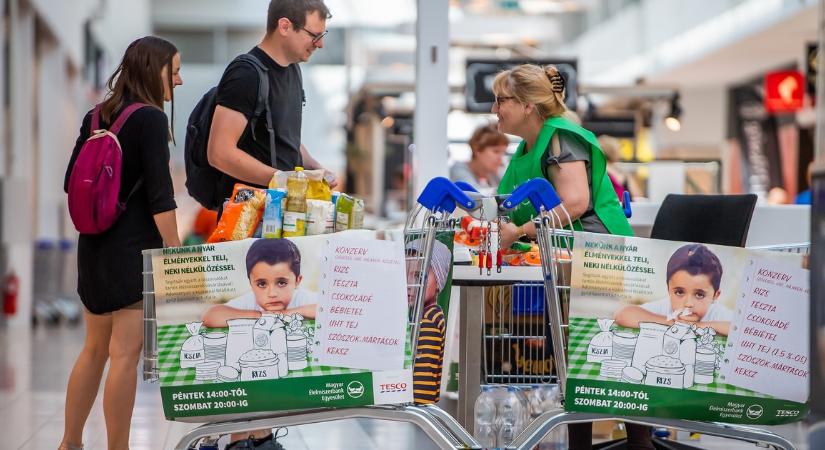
[[194, 361, 221, 381], [217, 366, 240, 382], [599, 358, 628, 379], [238, 349, 280, 381], [644, 355, 686, 389]]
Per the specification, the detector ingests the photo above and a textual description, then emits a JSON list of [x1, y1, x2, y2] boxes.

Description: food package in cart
[[306, 199, 334, 235], [349, 197, 365, 229], [180, 322, 205, 368], [262, 188, 286, 238], [587, 318, 614, 363], [305, 169, 332, 201], [269, 168, 330, 200], [335, 193, 354, 231], [207, 184, 267, 243]]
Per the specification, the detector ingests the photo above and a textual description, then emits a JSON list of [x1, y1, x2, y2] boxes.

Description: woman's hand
[[498, 222, 521, 251]]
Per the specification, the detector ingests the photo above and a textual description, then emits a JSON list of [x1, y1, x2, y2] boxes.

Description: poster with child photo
[[146, 231, 417, 420], [566, 232, 809, 425]]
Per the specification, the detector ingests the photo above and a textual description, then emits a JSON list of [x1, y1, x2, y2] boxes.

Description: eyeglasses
[[301, 27, 328, 44], [494, 96, 515, 106]]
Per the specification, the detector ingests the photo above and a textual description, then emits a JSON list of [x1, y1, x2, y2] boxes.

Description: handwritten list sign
[[315, 237, 408, 371], [720, 257, 810, 402]]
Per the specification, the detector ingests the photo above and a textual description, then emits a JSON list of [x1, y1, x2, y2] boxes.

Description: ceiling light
[[664, 93, 682, 132]]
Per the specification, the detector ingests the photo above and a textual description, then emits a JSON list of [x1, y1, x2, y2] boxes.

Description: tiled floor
[[0, 323, 812, 449]]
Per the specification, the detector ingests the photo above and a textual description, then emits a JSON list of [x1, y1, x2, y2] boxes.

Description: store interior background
[[0, 0, 821, 448]]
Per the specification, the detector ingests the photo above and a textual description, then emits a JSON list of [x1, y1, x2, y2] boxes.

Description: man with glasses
[[208, 0, 335, 220], [210, 3, 332, 446]]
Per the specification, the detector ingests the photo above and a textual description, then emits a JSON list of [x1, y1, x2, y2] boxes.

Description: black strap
[[234, 53, 277, 170]]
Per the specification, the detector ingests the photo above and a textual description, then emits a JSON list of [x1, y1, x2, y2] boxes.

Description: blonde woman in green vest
[[493, 65, 652, 450], [493, 64, 633, 250]]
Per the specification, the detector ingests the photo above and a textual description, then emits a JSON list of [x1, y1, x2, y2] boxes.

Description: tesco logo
[[380, 383, 408, 393]]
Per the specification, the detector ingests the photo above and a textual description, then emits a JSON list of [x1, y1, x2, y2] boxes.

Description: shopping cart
[[490, 180, 807, 450], [142, 177, 482, 450]]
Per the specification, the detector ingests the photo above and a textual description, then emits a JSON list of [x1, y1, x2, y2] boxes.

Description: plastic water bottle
[[474, 386, 498, 448], [538, 384, 567, 450], [497, 386, 525, 447]]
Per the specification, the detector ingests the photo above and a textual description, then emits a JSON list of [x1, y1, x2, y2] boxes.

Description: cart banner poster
[[566, 232, 809, 425], [147, 230, 414, 420]]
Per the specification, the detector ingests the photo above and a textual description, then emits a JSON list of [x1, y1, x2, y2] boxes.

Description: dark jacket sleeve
[[64, 111, 93, 193], [138, 108, 177, 214]]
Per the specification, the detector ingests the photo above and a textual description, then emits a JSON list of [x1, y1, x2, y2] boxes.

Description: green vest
[[497, 116, 634, 237]]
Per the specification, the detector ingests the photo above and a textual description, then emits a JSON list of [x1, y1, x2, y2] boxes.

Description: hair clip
[[549, 74, 565, 93]]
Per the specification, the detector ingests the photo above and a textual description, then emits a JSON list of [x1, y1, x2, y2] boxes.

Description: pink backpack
[[67, 103, 147, 234]]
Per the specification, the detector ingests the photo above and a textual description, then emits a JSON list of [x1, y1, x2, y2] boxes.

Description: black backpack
[[184, 53, 276, 210]]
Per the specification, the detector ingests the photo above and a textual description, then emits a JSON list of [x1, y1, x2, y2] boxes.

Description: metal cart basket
[[454, 178, 807, 450]]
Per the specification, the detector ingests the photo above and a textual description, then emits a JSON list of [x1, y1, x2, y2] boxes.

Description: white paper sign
[[315, 237, 408, 370], [720, 257, 810, 402]]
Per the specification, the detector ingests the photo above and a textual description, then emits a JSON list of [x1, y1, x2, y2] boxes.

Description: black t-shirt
[[215, 46, 304, 201]]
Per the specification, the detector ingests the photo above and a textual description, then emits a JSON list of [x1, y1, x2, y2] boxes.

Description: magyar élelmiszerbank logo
[[746, 404, 764, 419], [347, 380, 365, 398]]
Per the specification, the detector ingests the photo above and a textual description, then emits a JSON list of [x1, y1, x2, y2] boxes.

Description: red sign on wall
[[764, 71, 805, 113]]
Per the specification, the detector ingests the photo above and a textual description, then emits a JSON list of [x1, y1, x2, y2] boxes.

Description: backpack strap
[[91, 105, 102, 132], [110, 103, 149, 135], [234, 53, 277, 170]]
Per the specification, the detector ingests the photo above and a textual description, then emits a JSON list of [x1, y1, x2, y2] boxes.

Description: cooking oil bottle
[[283, 167, 308, 237]]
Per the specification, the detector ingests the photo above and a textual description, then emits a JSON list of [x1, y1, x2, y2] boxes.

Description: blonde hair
[[493, 64, 567, 120]]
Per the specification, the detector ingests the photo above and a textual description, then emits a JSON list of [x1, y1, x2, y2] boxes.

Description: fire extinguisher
[[3, 271, 19, 316]]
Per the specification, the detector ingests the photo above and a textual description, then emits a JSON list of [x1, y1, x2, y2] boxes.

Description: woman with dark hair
[[60, 36, 182, 450]]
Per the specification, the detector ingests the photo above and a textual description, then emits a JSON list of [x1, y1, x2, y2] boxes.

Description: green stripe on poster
[[161, 372, 375, 419], [565, 378, 808, 425]]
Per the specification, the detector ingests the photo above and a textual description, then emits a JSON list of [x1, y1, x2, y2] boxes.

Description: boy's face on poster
[[249, 261, 302, 313], [667, 270, 720, 322], [406, 260, 439, 306]]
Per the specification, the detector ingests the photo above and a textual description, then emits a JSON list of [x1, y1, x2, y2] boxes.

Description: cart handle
[[453, 181, 479, 193], [416, 177, 477, 213], [622, 190, 632, 218], [501, 177, 561, 212]]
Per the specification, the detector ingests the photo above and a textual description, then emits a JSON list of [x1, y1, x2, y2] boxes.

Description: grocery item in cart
[[180, 321, 205, 368], [335, 193, 354, 231], [350, 197, 365, 229], [262, 188, 286, 239], [587, 318, 614, 362], [306, 199, 334, 235], [207, 185, 266, 242], [239, 348, 280, 381], [284, 167, 308, 237], [305, 169, 332, 201]]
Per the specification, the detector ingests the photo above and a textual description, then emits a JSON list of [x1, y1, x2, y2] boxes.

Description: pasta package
[[207, 184, 267, 243]]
